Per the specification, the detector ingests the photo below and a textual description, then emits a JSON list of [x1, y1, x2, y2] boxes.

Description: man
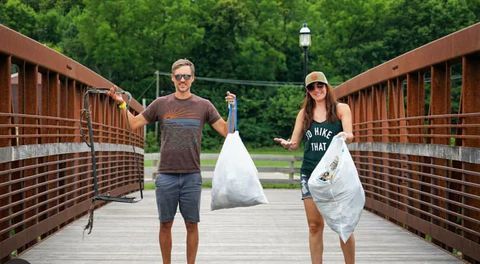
[[108, 59, 235, 264]]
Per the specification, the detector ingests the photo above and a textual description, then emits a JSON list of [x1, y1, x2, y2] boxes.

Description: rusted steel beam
[[0, 195, 91, 259], [38, 74, 50, 226], [0, 55, 12, 147], [355, 153, 480, 179], [376, 85, 389, 207], [353, 112, 480, 126], [360, 183, 480, 233], [365, 87, 373, 142], [358, 167, 480, 206], [397, 78, 408, 143], [0, 26, 144, 262], [383, 79, 401, 207], [462, 54, 480, 253], [369, 87, 380, 203], [0, 154, 135, 180], [0, 25, 142, 112], [23, 63, 39, 145], [335, 22, 480, 98], [430, 63, 451, 239], [0, 53, 11, 256], [366, 198, 479, 261], [342, 23, 480, 261], [406, 72, 425, 144], [349, 141, 480, 164], [462, 54, 480, 148], [388, 79, 398, 142], [40, 72, 50, 144], [430, 63, 451, 145], [0, 165, 137, 225], [352, 94, 361, 142]]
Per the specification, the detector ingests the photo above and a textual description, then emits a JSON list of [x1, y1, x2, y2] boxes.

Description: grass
[[425, 234, 432, 242], [200, 159, 302, 167], [145, 146, 303, 156], [258, 182, 300, 189], [201, 180, 300, 189], [144, 147, 302, 189], [145, 147, 303, 168], [144, 180, 300, 190], [246, 146, 303, 156], [452, 248, 463, 257], [146, 159, 301, 168]]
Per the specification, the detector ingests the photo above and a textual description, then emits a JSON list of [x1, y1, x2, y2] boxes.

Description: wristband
[[118, 101, 127, 110]]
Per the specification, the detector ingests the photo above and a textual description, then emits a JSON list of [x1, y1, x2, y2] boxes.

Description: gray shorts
[[155, 172, 202, 223]]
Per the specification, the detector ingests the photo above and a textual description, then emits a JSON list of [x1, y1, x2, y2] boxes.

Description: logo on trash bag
[[320, 156, 339, 181]]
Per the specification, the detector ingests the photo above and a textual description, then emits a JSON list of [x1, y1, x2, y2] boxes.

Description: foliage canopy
[[1, 0, 478, 150]]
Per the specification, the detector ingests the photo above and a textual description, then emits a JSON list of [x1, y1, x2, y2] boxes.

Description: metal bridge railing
[[0, 24, 144, 263], [334, 22, 480, 263]]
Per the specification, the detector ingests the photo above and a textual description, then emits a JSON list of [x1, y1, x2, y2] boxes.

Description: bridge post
[[46, 73, 60, 226], [21, 63, 40, 249], [406, 71, 425, 230], [0, 54, 12, 263], [430, 62, 451, 247], [461, 54, 480, 251]]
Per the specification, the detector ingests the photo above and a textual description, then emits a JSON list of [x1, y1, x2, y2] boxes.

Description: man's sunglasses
[[306, 82, 326, 91], [174, 74, 192, 81]]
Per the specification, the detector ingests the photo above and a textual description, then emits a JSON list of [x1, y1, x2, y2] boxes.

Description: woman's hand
[[337, 131, 354, 143], [107, 86, 125, 104], [274, 138, 296, 150]]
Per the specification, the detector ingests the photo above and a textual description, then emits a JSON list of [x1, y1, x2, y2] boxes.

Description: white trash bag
[[308, 135, 365, 243], [211, 131, 268, 210]]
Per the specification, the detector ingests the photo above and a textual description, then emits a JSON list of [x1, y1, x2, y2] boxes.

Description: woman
[[274, 71, 355, 264]]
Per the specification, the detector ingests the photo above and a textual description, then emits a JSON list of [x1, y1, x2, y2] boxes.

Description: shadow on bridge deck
[[19, 190, 461, 264]]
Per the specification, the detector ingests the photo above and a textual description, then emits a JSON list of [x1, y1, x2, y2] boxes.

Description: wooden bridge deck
[[19, 189, 462, 264]]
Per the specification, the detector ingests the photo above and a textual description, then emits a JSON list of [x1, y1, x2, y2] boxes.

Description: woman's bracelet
[[118, 101, 127, 110]]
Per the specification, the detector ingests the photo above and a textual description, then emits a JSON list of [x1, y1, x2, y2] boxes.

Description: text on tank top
[[301, 120, 343, 176]]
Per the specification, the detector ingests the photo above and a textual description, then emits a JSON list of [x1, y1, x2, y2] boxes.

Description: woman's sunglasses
[[174, 74, 192, 81], [306, 82, 326, 91]]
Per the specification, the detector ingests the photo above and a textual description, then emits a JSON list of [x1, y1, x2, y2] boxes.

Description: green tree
[[72, 0, 204, 94], [2, 0, 479, 149], [0, 0, 37, 37], [267, 85, 305, 139], [382, 0, 480, 60]]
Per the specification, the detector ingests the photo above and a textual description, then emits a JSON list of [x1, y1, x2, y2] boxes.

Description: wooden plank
[[19, 189, 462, 264]]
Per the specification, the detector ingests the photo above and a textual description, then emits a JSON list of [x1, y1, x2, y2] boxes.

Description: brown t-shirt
[[142, 93, 221, 173]]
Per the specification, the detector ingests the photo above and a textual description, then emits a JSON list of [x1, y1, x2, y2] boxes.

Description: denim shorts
[[300, 173, 312, 200], [155, 172, 202, 223]]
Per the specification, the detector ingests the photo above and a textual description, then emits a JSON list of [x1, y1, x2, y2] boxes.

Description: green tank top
[[301, 120, 343, 176]]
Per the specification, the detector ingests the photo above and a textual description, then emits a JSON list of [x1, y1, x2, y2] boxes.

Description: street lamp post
[[299, 23, 311, 86]]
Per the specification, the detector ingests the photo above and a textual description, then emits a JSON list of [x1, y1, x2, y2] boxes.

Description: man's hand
[[225, 91, 236, 104], [107, 86, 125, 104]]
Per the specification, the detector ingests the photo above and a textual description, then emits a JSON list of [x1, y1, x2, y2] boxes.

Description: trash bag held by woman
[[308, 134, 365, 243]]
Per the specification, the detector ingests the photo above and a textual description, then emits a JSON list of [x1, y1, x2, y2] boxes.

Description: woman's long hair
[[302, 83, 339, 131]]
